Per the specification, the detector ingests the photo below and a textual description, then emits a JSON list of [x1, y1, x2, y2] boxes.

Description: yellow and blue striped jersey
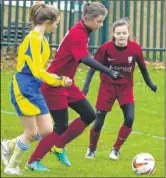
[[16, 31, 65, 87]]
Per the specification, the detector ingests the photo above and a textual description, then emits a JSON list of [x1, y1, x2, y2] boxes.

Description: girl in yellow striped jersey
[[1, 2, 72, 175]]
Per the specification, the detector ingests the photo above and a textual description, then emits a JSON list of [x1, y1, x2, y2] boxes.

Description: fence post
[[22, 0, 26, 40], [1, 0, 5, 41], [63, 0, 68, 36], [120, 0, 124, 18], [146, 0, 151, 61], [69, 0, 75, 29], [160, 0, 164, 62], [56, 0, 61, 44], [113, 1, 117, 22], [139, 0, 144, 46], [125, 0, 130, 18], [133, 0, 137, 41], [153, 0, 158, 62], [78, 0, 82, 20], [103, 0, 110, 43], [7, 0, 12, 43]]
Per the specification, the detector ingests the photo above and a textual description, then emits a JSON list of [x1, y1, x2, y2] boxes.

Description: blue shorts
[[10, 73, 49, 116]]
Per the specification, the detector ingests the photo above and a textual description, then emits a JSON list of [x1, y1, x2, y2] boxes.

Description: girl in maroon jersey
[[83, 18, 157, 160], [27, 2, 122, 170]]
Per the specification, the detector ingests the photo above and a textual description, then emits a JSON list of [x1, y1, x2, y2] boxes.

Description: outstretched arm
[[80, 56, 122, 80], [70, 35, 122, 82], [138, 66, 157, 92], [136, 46, 157, 92], [82, 68, 95, 95]]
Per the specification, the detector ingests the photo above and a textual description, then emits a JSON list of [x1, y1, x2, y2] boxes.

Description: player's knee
[[124, 115, 134, 128], [54, 123, 68, 135], [40, 126, 53, 138], [93, 120, 104, 132], [25, 130, 38, 141], [81, 109, 96, 125], [92, 110, 107, 132]]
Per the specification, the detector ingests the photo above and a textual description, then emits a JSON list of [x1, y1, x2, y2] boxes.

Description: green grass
[[1, 66, 164, 177]]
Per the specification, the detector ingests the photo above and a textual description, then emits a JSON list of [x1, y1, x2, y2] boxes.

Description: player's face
[[85, 15, 106, 31], [113, 25, 129, 46], [45, 16, 60, 33]]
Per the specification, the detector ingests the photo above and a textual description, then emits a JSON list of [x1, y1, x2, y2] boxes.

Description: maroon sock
[[57, 118, 87, 148], [89, 129, 101, 151], [28, 131, 59, 164], [113, 124, 132, 149]]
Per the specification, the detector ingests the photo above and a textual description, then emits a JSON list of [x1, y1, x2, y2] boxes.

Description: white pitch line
[[1, 110, 165, 140], [1, 110, 17, 115]]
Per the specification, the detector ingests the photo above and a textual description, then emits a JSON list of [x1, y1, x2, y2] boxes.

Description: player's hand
[[64, 77, 72, 87], [82, 85, 89, 95], [50, 73, 72, 87], [108, 70, 123, 80], [150, 84, 157, 92]]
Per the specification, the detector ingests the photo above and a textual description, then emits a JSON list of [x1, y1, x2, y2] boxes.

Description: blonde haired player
[[1, 2, 72, 175]]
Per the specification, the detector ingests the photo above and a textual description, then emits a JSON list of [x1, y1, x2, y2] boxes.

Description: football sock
[[34, 132, 43, 141], [8, 139, 30, 168], [7, 138, 17, 153], [57, 118, 87, 148], [89, 129, 101, 151], [28, 131, 59, 164], [113, 124, 132, 149], [29, 118, 86, 163]]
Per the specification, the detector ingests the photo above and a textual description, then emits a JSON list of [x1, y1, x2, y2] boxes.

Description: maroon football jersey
[[94, 41, 146, 86], [46, 20, 91, 79]]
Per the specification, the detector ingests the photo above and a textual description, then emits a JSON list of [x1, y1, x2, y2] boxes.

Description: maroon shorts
[[96, 81, 134, 111], [42, 83, 85, 110]]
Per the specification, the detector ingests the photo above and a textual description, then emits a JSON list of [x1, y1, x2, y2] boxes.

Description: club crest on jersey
[[128, 56, 133, 63], [108, 57, 115, 61]]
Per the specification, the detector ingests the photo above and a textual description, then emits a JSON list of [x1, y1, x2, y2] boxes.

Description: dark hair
[[31, 2, 60, 25], [82, 2, 108, 20], [112, 17, 130, 41]]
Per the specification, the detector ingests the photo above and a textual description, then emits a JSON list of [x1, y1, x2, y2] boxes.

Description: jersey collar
[[79, 19, 92, 35]]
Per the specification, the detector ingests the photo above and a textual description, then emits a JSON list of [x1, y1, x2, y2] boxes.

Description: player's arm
[[82, 68, 95, 95], [136, 46, 157, 92], [80, 57, 122, 80], [82, 47, 103, 95], [28, 35, 66, 87], [70, 34, 122, 82]]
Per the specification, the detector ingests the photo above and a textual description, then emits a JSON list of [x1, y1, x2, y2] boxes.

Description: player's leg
[[109, 85, 134, 160], [4, 115, 37, 175], [86, 81, 115, 158], [27, 113, 53, 171], [56, 98, 96, 148], [47, 84, 96, 149], [51, 109, 69, 135], [109, 104, 134, 160], [85, 110, 107, 158], [1, 139, 17, 167], [27, 95, 70, 166], [49, 109, 71, 166]]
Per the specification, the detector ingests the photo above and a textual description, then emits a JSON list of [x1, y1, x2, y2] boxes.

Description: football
[[132, 153, 156, 175]]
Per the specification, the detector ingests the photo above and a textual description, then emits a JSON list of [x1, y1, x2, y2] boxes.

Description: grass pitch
[[1, 66, 164, 177]]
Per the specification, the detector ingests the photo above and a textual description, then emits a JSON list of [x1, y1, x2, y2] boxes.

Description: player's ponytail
[[82, 2, 108, 20], [31, 2, 60, 25]]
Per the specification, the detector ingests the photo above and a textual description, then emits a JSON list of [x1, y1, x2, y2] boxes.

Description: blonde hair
[[31, 2, 60, 25], [82, 2, 108, 20]]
